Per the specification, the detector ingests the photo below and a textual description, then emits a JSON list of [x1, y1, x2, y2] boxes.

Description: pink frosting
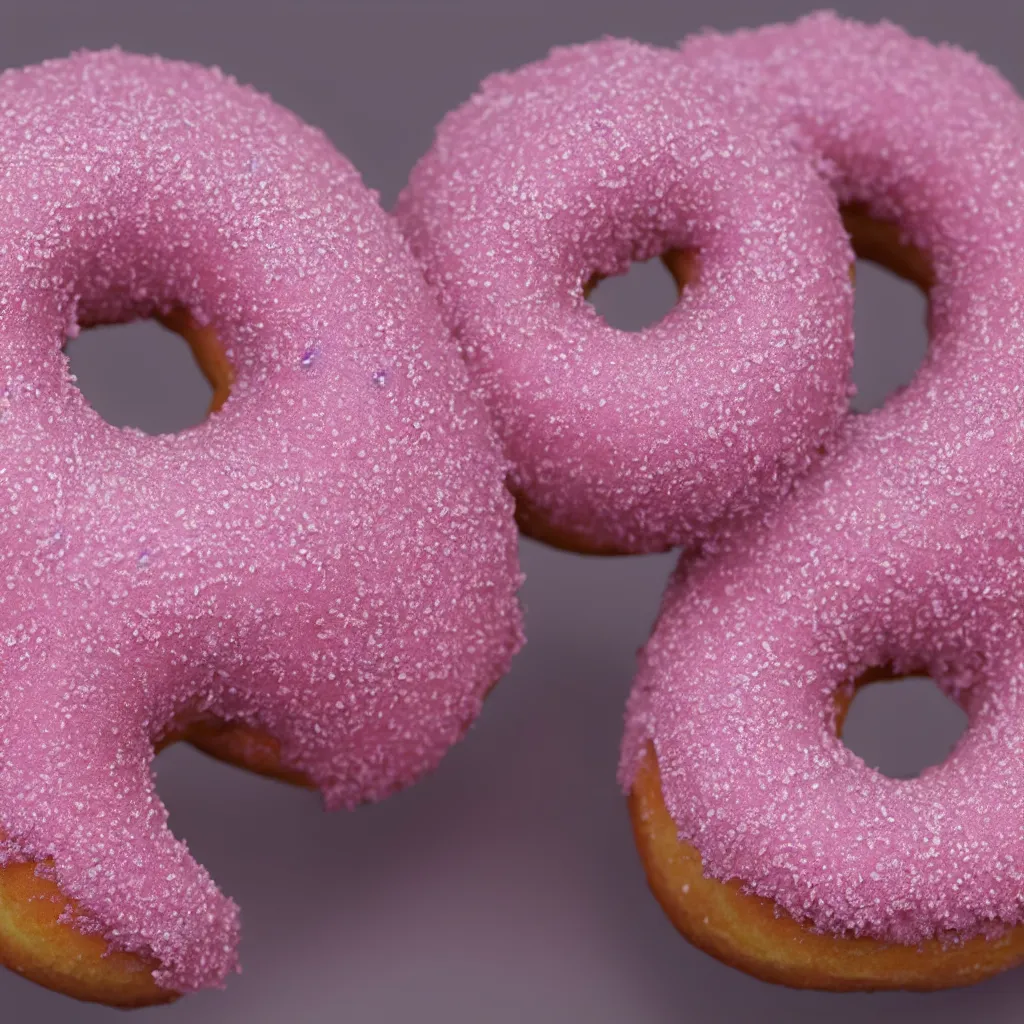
[[0, 51, 522, 991], [623, 14, 1024, 944], [395, 40, 854, 553]]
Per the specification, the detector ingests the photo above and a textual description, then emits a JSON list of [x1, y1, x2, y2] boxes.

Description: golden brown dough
[[0, 834, 173, 1006], [630, 741, 1024, 990]]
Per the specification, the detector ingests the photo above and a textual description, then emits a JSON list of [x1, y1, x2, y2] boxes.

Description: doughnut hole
[[833, 667, 968, 779], [64, 308, 232, 434], [583, 248, 699, 332], [629, 740, 1024, 991], [843, 205, 932, 413]]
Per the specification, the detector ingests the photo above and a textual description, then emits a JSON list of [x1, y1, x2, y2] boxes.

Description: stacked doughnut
[[0, 51, 523, 1006], [399, 13, 1024, 991]]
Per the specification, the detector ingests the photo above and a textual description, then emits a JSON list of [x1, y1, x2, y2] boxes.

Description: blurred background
[[4, 0, 1018, 1020]]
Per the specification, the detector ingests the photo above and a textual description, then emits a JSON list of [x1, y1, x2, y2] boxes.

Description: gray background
[[2, 0, 1013, 1020]]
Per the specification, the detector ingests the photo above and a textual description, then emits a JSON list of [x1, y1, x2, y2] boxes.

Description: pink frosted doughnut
[[396, 40, 854, 554], [0, 50, 522, 1004], [624, 13, 1024, 990]]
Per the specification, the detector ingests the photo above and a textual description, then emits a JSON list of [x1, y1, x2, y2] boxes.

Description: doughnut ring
[[623, 13, 1024, 990], [396, 39, 854, 555], [0, 50, 522, 1005]]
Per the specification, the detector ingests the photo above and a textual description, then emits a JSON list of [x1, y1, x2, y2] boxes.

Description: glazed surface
[[0, 50, 523, 992], [623, 13, 1024, 946], [396, 39, 854, 553]]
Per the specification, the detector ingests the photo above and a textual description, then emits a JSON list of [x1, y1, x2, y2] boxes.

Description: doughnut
[[0, 50, 523, 1005], [622, 13, 1024, 990], [395, 40, 855, 554]]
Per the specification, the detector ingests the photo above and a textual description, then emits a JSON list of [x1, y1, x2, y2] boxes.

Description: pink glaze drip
[[0, 51, 523, 991], [395, 40, 854, 553], [622, 13, 1024, 945]]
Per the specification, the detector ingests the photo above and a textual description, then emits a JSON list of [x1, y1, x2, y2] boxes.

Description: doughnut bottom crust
[[514, 495, 632, 555], [0, 712, 303, 1007], [629, 743, 1024, 990], [0, 721, 319, 1008], [184, 719, 315, 788], [0, 834, 171, 1007], [0, 714, 321, 1008]]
